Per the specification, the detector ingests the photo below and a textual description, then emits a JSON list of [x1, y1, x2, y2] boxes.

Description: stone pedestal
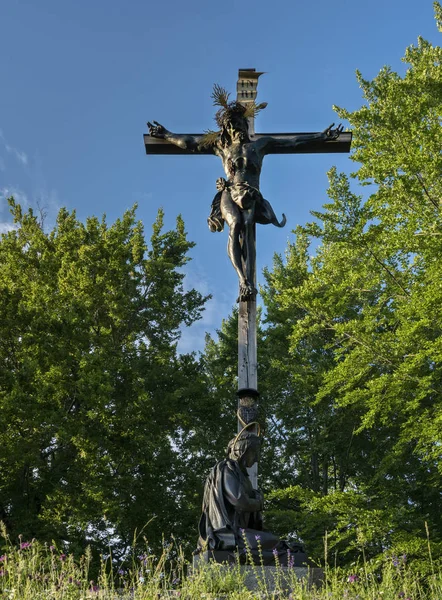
[[193, 551, 323, 593], [194, 547, 308, 567]]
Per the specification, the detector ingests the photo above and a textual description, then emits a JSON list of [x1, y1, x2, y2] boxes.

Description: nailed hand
[[323, 123, 344, 139], [147, 121, 167, 138]]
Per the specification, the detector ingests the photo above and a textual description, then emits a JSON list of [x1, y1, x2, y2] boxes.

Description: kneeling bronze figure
[[196, 426, 307, 566]]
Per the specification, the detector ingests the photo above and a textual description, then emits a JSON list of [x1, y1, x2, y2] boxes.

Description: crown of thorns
[[215, 102, 247, 128], [199, 84, 267, 148], [212, 84, 267, 127]]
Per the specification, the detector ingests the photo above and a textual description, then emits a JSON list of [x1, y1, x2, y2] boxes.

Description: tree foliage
[[0, 199, 210, 558], [2, 5, 442, 572], [202, 4, 442, 569]]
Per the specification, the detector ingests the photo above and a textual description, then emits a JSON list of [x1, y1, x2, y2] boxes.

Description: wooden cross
[[144, 69, 351, 488]]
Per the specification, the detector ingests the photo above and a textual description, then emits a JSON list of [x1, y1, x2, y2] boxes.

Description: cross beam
[[144, 132, 352, 155]]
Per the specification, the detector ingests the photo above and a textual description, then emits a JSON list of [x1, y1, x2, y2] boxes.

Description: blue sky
[[0, 0, 440, 352]]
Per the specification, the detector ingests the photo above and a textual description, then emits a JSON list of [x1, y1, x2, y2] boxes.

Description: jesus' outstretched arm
[[147, 121, 201, 152], [256, 123, 344, 155]]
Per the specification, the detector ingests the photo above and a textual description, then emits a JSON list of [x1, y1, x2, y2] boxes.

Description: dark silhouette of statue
[[195, 426, 307, 566], [148, 85, 343, 302]]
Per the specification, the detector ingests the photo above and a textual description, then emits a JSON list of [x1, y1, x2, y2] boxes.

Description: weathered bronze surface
[[196, 429, 306, 566], [145, 71, 351, 550], [147, 85, 345, 302], [144, 131, 352, 155]]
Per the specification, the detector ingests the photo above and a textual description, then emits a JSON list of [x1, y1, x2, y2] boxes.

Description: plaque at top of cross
[[145, 69, 351, 303]]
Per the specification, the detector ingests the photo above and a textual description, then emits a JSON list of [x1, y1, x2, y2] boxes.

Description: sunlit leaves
[[0, 199, 209, 558], [250, 8, 442, 565]]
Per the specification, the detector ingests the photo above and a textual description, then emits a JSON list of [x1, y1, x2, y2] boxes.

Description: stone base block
[[193, 549, 237, 565], [194, 547, 308, 567], [193, 552, 323, 592]]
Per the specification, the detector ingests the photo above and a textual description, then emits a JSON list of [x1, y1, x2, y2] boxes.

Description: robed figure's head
[[227, 430, 262, 468]]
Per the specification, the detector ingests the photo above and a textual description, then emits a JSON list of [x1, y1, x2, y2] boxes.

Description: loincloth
[[229, 182, 262, 211], [207, 182, 286, 233]]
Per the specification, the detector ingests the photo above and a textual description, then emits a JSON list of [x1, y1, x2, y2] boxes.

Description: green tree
[[239, 3, 442, 567], [0, 199, 210, 559]]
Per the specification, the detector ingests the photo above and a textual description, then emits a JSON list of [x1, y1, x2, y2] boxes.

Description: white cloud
[[0, 186, 28, 207], [0, 129, 28, 167], [0, 222, 16, 234], [5, 144, 28, 166], [0, 187, 28, 232], [0, 128, 62, 230]]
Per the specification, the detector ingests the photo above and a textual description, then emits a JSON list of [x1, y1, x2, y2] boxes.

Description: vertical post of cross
[[236, 69, 263, 489]]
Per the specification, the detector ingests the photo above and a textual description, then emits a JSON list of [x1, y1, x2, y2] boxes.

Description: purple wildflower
[[272, 548, 279, 557], [118, 569, 125, 576], [287, 549, 295, 568], [49, 545, 55, 552], [393, 553, 407, 569], [59, 553, 67, 561], [255, 534, 261, 541], [20, 541, 32, 550], [348, 574, 359, 583], [0, 555, 5, 563]]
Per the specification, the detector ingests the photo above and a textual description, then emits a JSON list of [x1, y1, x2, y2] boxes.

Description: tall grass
[[0, 524, 441, 598]]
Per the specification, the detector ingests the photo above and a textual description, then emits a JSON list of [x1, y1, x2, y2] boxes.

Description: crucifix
[[144, 69, 351, 489]]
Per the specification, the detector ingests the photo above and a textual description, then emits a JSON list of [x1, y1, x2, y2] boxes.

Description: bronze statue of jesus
[[148, 85, 343, 302]]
